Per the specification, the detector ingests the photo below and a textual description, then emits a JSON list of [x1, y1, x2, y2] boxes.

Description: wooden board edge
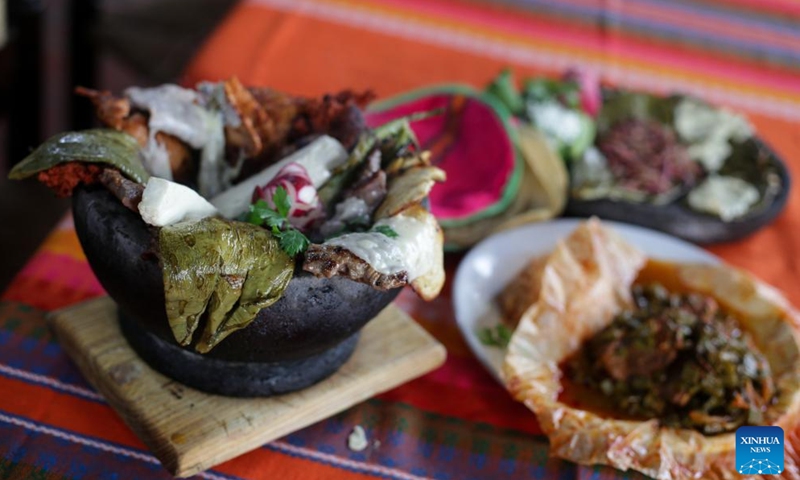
[[47, 298, 447, 478], [46, 299, 185, 473], [176, 318, 447, 476]]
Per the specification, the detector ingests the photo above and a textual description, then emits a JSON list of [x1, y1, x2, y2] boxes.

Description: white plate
[[452, 219, 719, 383]]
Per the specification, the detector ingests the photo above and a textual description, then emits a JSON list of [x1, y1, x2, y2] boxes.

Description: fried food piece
[[234, 86, 374, 179], [75, 87, 193, 181], [497, 256, 547, 328], [75, 82, 375, 183], [291, 90, 375, 150], [75, 86, 131, 130], [222, 78, 268, 158]]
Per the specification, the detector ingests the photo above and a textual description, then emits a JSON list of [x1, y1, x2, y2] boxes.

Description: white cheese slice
[[687, 175, 759, 222], [210, 135, 348, 219], [325, 211, 439, 281], [138, 177, 218, 227], [674, 99, 754, 172]]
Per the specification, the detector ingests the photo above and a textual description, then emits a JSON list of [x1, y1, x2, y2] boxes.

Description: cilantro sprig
[[247, 186, 311, 257]]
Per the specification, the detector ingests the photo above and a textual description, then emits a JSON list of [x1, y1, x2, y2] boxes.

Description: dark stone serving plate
[[564, 139, 791, 244], [72, 186, 400, 397]]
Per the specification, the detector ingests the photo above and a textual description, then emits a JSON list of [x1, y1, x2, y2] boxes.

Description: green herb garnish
[[277, 228, 311, 257], [372, 225, 399, 238], [247, 186, 311, 257], [477, 324, 513, 348], [272, 186, 291, 218], [247, 201, 283, 228]]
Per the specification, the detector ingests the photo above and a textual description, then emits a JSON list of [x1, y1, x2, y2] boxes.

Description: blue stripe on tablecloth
[[489, 0, 800, 65], [0, 411, 241, 480]]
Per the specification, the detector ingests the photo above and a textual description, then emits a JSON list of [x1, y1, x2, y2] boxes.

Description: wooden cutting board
[[48, 297, 446, 478]]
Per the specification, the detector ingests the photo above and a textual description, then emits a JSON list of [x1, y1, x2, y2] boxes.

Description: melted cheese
[[325, 212, 438, 281], [674, 99, 753, 172], [139, 133, 172, 180], [126, 84, 228, 197], [688, 175, 759, 222]]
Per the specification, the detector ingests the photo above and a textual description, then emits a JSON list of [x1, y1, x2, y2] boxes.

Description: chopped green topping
[[477, 324, 513, 348], [566, 283, 776, 434], [372, 225, 399, 238]]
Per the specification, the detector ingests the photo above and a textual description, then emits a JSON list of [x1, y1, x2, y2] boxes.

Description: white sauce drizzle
[[125, 84, 228, 197]]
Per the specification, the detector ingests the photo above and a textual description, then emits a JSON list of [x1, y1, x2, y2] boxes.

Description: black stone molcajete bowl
[[72, 186, 400, 397], [565, 139, 791, 245]]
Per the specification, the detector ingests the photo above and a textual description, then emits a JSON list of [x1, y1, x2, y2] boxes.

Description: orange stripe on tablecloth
[[0, 376, 372, 479], [222, 0, 800, 112], [198, 0, 800, 122], [1, 274, 101, 311], [0, 376, 145, 449], [706, 113, 800, 308], [368, 0, 800, 79], [34, 228, 86, 262], [381, 365, 543, 436], [310, 0, 800, 101], [1, 253, 103, 311]]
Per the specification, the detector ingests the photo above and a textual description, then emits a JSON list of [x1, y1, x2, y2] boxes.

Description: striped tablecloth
[[2, 0, 800, 478]]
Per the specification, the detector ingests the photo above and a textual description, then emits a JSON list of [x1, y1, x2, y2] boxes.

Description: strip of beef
[[303, 244, 407, 291], [598, 118, 702, 196], [98, 169, 144, 211]]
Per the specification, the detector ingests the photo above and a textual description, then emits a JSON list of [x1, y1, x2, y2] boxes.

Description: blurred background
[[0, 0, 236, 289], [1, 0, 799, 292]]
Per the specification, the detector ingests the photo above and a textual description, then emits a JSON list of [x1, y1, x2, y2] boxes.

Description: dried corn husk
[[503, 219, 800, 479]]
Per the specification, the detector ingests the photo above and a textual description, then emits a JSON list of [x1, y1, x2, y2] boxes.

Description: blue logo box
[[736, 426, 784, 475]]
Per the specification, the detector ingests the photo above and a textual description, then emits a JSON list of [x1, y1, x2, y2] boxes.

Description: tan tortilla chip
[[497, 255, 547, 328], [404, 204, 446, 301]]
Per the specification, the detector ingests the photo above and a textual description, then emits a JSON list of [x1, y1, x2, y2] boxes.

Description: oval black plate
[[565, 139, 791, 245]]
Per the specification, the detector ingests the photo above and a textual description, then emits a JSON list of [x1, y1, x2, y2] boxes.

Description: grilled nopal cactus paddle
[[502, 219, 800, 480], [9, 129, 149, 184]]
